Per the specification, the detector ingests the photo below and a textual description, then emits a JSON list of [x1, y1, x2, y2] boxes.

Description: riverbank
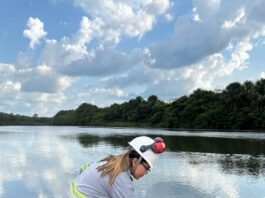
[[2, 123, 265, 133]]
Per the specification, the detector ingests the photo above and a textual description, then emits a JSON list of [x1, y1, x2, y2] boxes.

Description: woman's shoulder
[[110, 171, 134, 197], [115, 171, 133, 184]]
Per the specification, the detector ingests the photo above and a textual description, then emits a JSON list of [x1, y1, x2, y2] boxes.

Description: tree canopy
[[2, 79, 265, 130]]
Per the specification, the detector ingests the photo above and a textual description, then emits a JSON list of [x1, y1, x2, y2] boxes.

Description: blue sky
[[1, 0, 265, 117]]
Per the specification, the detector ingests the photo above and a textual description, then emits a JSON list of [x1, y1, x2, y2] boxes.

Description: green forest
[[2, 78, 265, 130]]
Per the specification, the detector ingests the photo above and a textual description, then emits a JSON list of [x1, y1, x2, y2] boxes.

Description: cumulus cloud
[[3, 0, 265, 116], [63, 16, 104, 58], [40, 31, 147, 77], [0, 64, 16, 79], [37, 0, 171, 77], [18, 64, 72, 93], [1, 81, 21, 93], [39, 16, 101, 69], [149, 17, 229, 69], [1, 1, 172, 116], [148, 0, 264, 70], [0, 91, 67, 116], [73, 0, 170, 40], [61, 47, 141, 76], [2, 64, 72, 94], [144, 39, 253, 98], [101, 64, 171, 89], [102, 37, 253, 99], [0, 62, 71, 116], [0, 64, 21, 99], [23, 17, 47, 49], [39, 17, 117, 76]]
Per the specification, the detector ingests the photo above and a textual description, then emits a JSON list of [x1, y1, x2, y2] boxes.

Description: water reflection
[[68, 134, 265, 177], [218, 155, 265, 177], [139, 152, 241, 198], [0, 129, 76, 198], [0, 126, 265, 198], [147, 181, 214, 198], [75, 134, 133, 148], [72, 134, 265, 156]]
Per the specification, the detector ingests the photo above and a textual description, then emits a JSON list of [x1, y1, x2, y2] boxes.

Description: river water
[[0, 126, 264, 198]]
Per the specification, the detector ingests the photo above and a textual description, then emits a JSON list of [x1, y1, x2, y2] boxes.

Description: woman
[[68, 136, 166, 198]]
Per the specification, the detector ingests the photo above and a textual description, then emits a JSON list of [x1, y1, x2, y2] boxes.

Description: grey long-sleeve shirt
[[67, 162, 134, 198]]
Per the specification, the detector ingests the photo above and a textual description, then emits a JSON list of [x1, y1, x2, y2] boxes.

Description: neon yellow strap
[[70, 180, 87, 198], [70, 181, 77, 198], [81, 163, 90, 173]]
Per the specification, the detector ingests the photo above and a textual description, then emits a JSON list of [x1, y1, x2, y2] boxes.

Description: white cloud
[[148, 0, 265, 70], [260, 72, 265, 79], [62, 16, 104, 58], [16, 64, 72, 93], [164, 13, 174, 22], [2, 0, 265, 116], [36, 64, 52, 75], [79, 87, 128, 98], [74, 87, 129, 108], [37, 1, 171, 78], [95, 87, 128, 97], [144, 39, 253, 97], [23, 17, 47, 49], [39, 16, 131, 76], [145, 0, 170, 15], [40, 39, 65, 67], [73, 0, 170, 40], [0, 64, 21, 98], [1, 81, 21, 92], [101, 64, 167, 89], [222, 8, 245, 29], [0, 91, 67, 116], [102, 37, 253, 99], [0, 63, 16, 76], [149, 16, 229, 69], [34, 92, 66, 103], [0, 62, 71, 116], [61, 47, 135, 76], [193, 0, 221, 21], [192, 7, 201, 22], [0, 1, 169, 116]]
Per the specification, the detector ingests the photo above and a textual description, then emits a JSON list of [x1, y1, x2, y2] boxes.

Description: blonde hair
[[97, 151, 132, 186]]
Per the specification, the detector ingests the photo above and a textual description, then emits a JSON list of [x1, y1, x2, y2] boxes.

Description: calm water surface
[[0, 126, 265, 198]]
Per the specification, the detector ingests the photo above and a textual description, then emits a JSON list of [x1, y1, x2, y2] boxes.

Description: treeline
[[52, 79, 265, 130], [0, 112, 50, 125], [2, 78, 265, 130]]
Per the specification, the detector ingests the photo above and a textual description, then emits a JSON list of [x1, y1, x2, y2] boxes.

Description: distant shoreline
[[3, 79, 265, 131], [1, 124, 265, 133]]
